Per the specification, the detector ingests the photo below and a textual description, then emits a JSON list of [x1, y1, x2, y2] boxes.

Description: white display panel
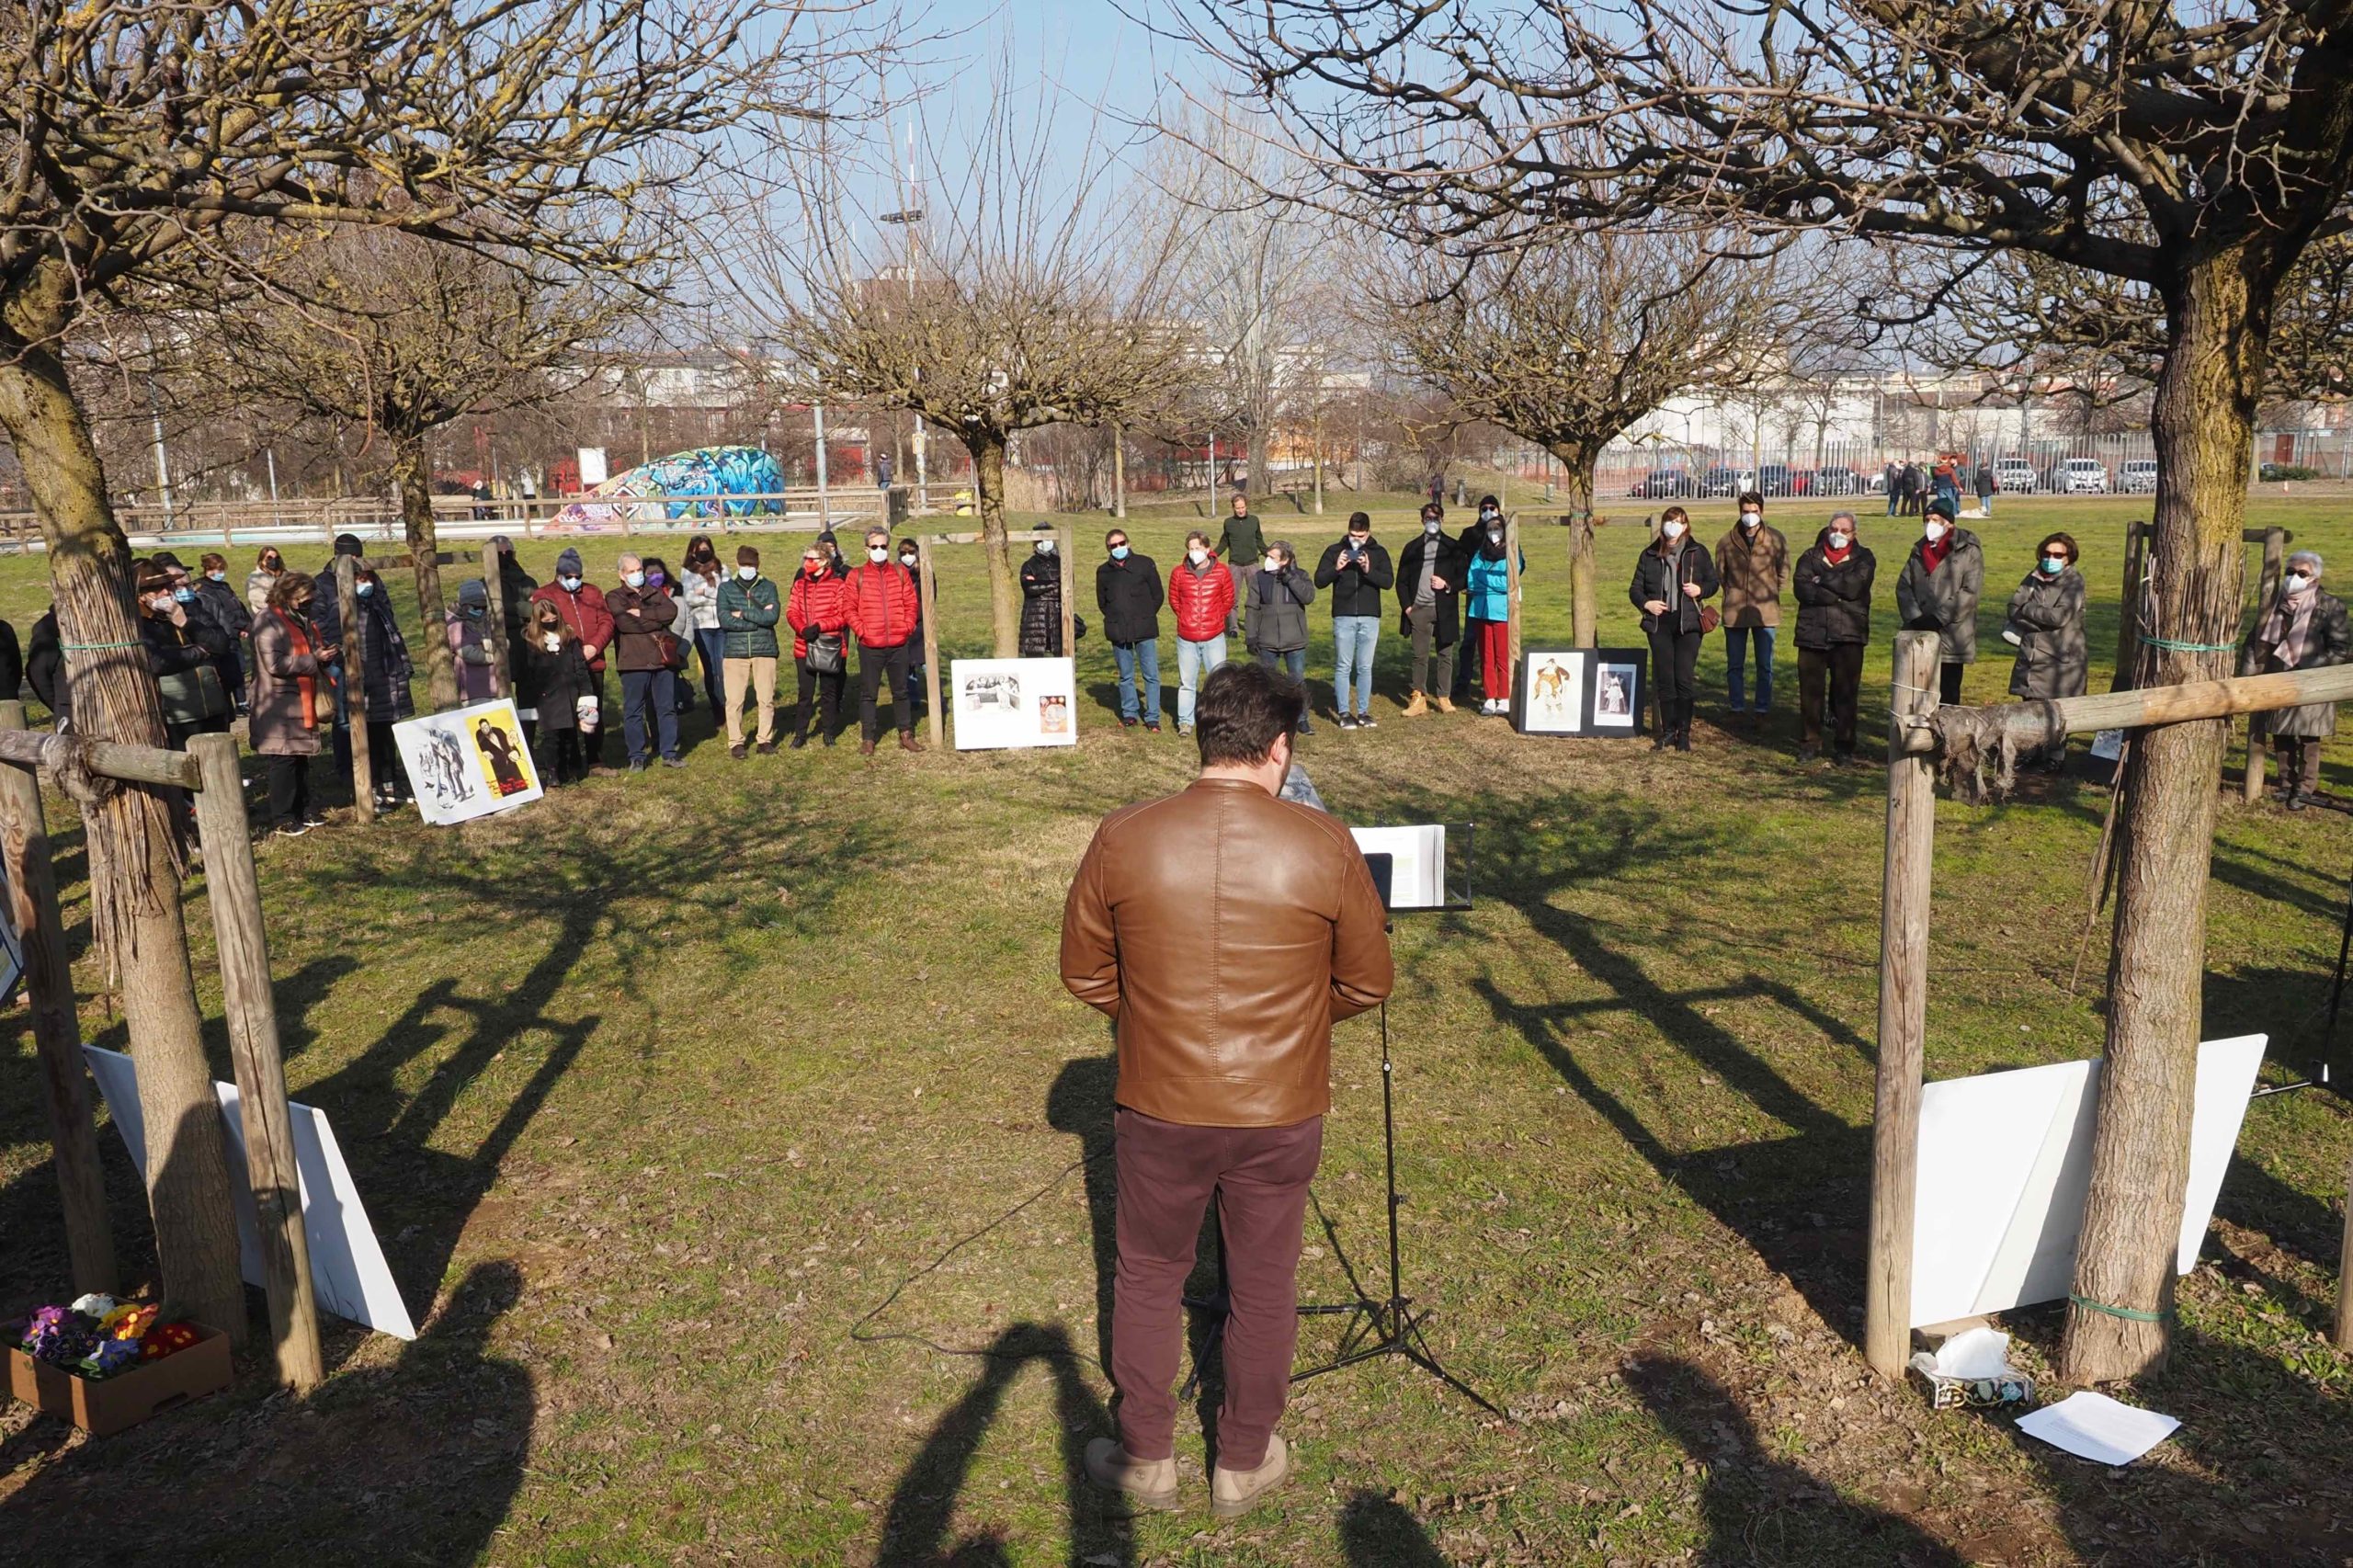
[[950, 657, 1078, 750]]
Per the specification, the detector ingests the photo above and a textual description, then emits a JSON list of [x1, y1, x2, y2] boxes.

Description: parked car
[[1699, 466, 1751, 497], [2119, 460, 2158, 493], [1756, 463, 1798, 496], [2051, 458, 2110, 494], [1810, 465, 1863, 495], [1992, 458, 2040, 494], [1630, 468, 1696, 498]]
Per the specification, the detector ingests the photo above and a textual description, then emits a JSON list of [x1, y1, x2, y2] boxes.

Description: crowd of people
[[10, 487, 2346, 836]]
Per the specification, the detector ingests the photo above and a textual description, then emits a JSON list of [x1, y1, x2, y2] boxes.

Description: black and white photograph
[[1591, 652, 1645, 734]]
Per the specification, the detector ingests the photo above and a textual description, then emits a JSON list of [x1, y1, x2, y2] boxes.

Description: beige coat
[[1714, 522, 1788, 630]]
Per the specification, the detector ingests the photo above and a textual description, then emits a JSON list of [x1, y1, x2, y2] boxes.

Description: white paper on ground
[[2016, 1391, 2181, 1465], [1928, 1327, 2015, 1380], [84, 1045, 417, 1340], [1909, 1035, 2266, 1326], [1350, 824, 1449, 909]]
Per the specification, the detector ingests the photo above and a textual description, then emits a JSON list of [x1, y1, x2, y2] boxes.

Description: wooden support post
[[917, 536, 944, 752], [335, 554, 375, 825], [2117, 521, 2148, 690], [2243, 527, 2287, 803], [0, 703, 114, 1295], [482, 547, 509, 700], [188, 733, 323, 1392], [1868, 630, 1942, 1379], [1505, 514, 1524, 677], [1111, 427, 1127, 521], [1567, 513, 1597, 650], [1057, 528, 1075, 660]]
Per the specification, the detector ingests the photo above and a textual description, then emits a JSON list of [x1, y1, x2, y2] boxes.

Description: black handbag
[[806, 631, 845, 674], [157, 664, 228, 726]]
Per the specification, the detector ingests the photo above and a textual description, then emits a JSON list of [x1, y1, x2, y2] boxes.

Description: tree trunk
[[1548, 442, 1601, 648], [969, 433, 1019, 656], [394, 437, 458, 710], [0, 267, 246, 1343], [1248, 425, 1272, 502], [2063, 250, 2267, 1382]]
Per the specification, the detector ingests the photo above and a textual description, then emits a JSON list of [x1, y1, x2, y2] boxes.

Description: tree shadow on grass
[[876, 1322, 1132, 1568], [0, 1258, 531, 1563], [1339, 1490, 1449, 1564]]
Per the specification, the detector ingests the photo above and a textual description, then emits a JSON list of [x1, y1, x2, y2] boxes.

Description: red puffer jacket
[[786, 569, 851, 661], [1167, 557, 1236, 642], [846, 561, 920, 650]]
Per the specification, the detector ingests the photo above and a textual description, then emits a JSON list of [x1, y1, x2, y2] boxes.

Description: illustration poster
[[1513, 651, 1589, 735], [951, 658, 1078, 751], [392, 698, 543, 824]]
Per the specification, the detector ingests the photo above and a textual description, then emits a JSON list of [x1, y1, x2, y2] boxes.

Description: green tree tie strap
[[2138, 635, 2240, 653], [2069, 1293, 2166, 1324], [59, 640, 145, 653]]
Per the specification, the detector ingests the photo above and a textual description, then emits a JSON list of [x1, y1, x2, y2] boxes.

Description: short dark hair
[[1738, 490, 1765, 509], [2039, 531, 2079, 564], [1196, 662, 1303, 767], [737, 544, 760, 566], [1347, 511, 1371, 531], [1105, 527, 1128, 546]]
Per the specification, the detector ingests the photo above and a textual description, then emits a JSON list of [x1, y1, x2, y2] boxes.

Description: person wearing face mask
[[1020, 523, 1071, 658], [641, 556, 692, 717], [897, 539, 931, 722], [786, 544, 849, 748], [677, 540, 726, 717], [1243, 540, 1318, 733], [486, 536, 540, 728], [1314, 512, 1394, 729], [446, 577, 500, 702], [1395, 501, 1463, 717], [2246, 549, 2352, 810], [523, 598, 596, 784], [246, 546, 287, 617], [193, 551, 253, 711], [530, 546, 615, 769], [1214, 491, 1265, 567], [2002, 532, 2088, 771], [137, 562, 225, 749], [1167, 529, 1235, 735], [351, 567, 417, 809], [1450, 496, 1506, 704], [248, 571, 335, 835], [847, 526, 924, 755], [1097, 527, 1166, 732], [1715, 492, 1787, 723], [608, 551, 684, 771], [1895, 495, 1984, 704], [1463, 508, 1525, 717], [720, 544, 784, 756], [1791, 511, 1878, 764], [157, 558, 239, 730], [1629, 506, 1720, 751]]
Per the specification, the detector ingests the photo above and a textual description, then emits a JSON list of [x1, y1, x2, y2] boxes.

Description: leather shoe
[[859, 739, 877, 756], [1211, 1432, 1290, 1519], [898, 734, 922, 753], [1082, 1438, 1179, 1512]]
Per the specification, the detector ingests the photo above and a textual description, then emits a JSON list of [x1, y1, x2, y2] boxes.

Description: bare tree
[[0, 0, 885, 1341], [216, 227, 628, 707], [738, 78, 1194, 653], [1193, 0, 2353, 1382]]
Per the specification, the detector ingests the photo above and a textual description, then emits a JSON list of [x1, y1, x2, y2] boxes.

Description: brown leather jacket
[[1060, 777, 1394, 1127]]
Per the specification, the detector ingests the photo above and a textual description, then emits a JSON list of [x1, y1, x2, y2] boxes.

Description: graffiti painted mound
[[552, 446, 785, 530]]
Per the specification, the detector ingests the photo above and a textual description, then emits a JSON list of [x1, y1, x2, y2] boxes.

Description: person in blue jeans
[[1314, 512, 1394, 729], [1167, 530, 1233, 735], [1096, 526, 1165, 731], [1242, 540, 1316, 733], [1713, 492, 1787, 721]]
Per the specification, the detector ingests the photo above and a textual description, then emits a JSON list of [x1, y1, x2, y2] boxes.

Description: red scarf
[[1824, 540, 1853, 566], [276, 608, 318, 729], [1921, 532, 1952, 575]]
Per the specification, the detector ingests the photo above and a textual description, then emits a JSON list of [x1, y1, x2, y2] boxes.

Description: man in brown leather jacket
[[1061, 661, 1392, 1518]]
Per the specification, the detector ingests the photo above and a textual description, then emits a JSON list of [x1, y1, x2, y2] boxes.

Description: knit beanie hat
[[555, 547, 584, 575]]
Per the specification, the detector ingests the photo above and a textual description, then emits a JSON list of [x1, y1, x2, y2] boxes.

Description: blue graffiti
[[556, 445, 786, 528]]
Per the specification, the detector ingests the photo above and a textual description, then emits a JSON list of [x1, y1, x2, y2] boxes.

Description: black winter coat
[[1314, 538, 1395, 618], [0, 617, 22, 704], [1095, 554, 1164, 645], [27, 612, 59, 721], [499, 556, 540, 701], [1629, 539, 1721, 634], [353, 590, 416, 722], [1791, 536, 1878, 650], [1019, 551, 1071, 657], [1394, 531, 1465, 647]]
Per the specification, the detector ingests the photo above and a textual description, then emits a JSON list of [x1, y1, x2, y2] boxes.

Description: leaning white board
[[1350, 824, 1448, 909], [1909, 1034, 2265, 1327], [950, 657, 1077, 750], [84, 1045, 417, 1341]]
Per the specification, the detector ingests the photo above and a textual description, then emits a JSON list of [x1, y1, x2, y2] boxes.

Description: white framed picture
[[392, 698, 543, 824], [951, 657, 1078, 750], [1592, 652, 1644, 733], [1513, 650, 1589, 735]]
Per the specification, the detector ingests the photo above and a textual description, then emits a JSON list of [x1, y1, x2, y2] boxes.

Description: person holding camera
[[1061, 661, 1392, 1519], [1243, 540, 1317, 733], [1314, 512, 1393, 730]]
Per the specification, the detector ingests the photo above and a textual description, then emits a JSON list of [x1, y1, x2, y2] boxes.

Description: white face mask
[[623, 571, 644, 589], [1662, 520, 1687, 540], [1188, 548, 1208, 566], [737, 565, 758, 581], [1486, 528, 1503, 542], [1741, 511, 1761, 527], [1924, 520, 1949, 542], [1423, 520, 1439, 535], [1263, 555, 1280, 573], [867, 546, 889, 563], [1826, 531, 1850, 551], [1036, 540, 1054, 555], [2287, 572, 2313, 593], [899, 554, 916, 568]]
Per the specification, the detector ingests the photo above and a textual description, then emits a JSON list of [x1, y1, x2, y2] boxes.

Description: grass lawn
[[3, 490, 2351, 1564]]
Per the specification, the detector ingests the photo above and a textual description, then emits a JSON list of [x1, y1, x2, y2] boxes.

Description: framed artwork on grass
[[1590, 650, 1646, 736], [1512, 650, 1590, 735]]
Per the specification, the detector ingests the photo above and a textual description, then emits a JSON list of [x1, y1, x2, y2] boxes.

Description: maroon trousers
[[1111, 1106, 1322, 1471]]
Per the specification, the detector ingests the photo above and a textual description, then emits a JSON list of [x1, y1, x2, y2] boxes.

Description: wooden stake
[[1567, 513, 1597, 650], [2336, 1147, 2353, 1350], [1505, 514, 1524, 677], [1111, 426, 1127, 521], [1057, 528, 1075, 659], [335, 554, 374, 825], [188, 733, 323, 1392], [2243, 527, 2286, 803], [2116, 520, 2147, 691], [917, 536, 944, 752], [1868, 630, 1942, 1379], [0, 702, 114, 1295], [482, 547, 510, 700]]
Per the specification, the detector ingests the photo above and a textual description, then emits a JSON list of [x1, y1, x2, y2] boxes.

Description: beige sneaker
[[1082, 1438, 1180, 1511], [1211, 1432, 1290, 1520], [1432, 694, 1457, 714], [1401, 689, 1428, 718]]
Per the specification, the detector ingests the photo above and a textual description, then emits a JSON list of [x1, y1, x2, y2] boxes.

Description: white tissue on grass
[[2016, 1391, 2181, 1465], [1926, 1327, 2015, 1381]]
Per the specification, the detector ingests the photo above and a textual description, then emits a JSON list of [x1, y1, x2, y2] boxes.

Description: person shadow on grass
[[1047, 1053, 1120, 1378]]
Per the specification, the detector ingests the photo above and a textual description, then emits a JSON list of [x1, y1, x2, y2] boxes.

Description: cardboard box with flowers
[[7, 1293, 233, 1437]]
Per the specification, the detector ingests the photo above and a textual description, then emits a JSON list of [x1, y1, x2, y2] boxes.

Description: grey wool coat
[[1896, 528, 1985, 664], [2004, 568, 2089, 700], [2251, 589, 2353, 738]]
